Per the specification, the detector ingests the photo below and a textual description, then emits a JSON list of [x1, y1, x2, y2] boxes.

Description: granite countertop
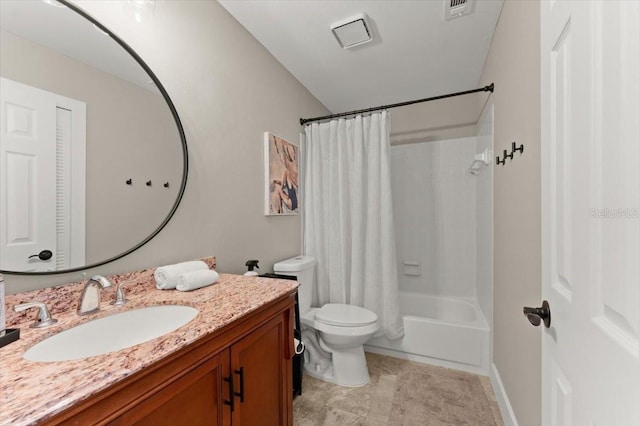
[[0, 262, 298, 426]]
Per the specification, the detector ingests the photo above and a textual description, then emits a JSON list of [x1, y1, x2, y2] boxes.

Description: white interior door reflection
[[0, 77, 85, 272]]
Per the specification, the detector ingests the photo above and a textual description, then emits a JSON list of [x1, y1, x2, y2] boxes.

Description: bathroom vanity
[[0, 264, 297, 426]]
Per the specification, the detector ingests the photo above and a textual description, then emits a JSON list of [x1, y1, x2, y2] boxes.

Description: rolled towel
[[176, 270, 219, 292], [154, 261, 209, 290]]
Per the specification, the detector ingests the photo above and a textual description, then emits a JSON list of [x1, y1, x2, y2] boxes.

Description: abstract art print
[[264, 132, 299, 216]]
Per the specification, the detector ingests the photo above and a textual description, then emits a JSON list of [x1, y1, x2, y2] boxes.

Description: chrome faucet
[[77, 275, 112, 315]]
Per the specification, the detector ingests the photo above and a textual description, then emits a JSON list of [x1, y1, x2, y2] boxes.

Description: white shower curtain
[[303, 111, 404, 339]]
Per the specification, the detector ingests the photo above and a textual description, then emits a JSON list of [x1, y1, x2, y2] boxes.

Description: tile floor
[[293, 352, 503, 426]]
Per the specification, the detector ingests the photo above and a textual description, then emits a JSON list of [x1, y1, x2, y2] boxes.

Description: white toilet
[[274, 255, 379, 387]]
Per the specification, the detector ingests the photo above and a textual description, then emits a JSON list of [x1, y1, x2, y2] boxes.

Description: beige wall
[[5, 0, 327, 293], [0, 29, 182, 265], [390, 92, 486, 144], [479, 1, 541, 425]]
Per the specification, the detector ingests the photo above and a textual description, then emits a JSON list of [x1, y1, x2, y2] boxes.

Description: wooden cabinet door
[[230, 313, 292, 426], [116, 350, 231, 426]]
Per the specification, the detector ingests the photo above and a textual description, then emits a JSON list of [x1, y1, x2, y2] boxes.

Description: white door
[[0, 78, 86, 272], [541, 1, 640, 425], [0, 78, 57, 271]]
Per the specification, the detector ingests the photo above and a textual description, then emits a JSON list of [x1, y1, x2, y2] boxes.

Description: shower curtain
[[303, 111, 404, 339]]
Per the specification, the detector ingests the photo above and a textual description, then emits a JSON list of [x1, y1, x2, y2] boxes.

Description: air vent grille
[[445, 0, 474, 20]]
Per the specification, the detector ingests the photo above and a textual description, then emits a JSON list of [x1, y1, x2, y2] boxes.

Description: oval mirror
[[0, 0, 187, 274]]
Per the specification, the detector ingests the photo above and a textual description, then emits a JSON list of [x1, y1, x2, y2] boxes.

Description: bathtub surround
[[391, 136, 478, 299], [476, 104, 494, 354], [474, 102, 497, 415], [303, 111, 403, 339], [293, 352, 503, 426]]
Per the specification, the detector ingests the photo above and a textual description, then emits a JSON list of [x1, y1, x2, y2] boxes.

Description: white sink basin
[[24, 305, 199, 362]]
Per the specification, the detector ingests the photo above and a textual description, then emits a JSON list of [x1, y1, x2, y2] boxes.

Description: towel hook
[[511, 141, 524, 155]]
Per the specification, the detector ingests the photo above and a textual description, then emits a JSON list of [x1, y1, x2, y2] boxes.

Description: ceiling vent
[[445, 0, 475, 20], [330, 14, 373, 49]]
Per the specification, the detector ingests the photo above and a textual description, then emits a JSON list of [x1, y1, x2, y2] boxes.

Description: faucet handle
[[13, 302, 58, 329], [111, 280, 132, 306]]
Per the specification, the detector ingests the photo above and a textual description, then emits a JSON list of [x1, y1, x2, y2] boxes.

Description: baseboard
[[490, 363, 519, 426], [364, 345, 488, 376]]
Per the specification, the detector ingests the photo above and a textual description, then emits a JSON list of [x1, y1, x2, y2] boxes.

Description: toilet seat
[[314, 303, 377, 327]]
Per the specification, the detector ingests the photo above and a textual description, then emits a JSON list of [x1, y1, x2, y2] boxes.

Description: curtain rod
[[299, 83, 494, 126]]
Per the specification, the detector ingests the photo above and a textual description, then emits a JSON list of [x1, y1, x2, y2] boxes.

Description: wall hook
[[146, 180, 152, 187], [496, 156, 505, 166], [163, 182, 170, 188], [126, 178, 132, 185], [503, 149, 514, 161], [511, 141, 524, 155]]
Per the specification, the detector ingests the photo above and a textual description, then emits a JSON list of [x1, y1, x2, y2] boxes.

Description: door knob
[[523, 300, 551, 328], [28, 250, 53, 261]]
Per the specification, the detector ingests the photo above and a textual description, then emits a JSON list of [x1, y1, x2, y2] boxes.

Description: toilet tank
[[273, 256, 316, 314]]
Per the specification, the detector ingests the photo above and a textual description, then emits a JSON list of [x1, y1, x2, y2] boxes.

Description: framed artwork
[[264, 132, 299, 216]]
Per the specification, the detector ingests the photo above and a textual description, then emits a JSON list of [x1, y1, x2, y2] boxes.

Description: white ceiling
[[0, 0, 157, 94], [218, 0, 504, 114]]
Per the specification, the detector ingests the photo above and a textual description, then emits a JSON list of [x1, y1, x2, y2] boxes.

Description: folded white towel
[[154, 261, 209, 290], [176, 270, 219, 292]]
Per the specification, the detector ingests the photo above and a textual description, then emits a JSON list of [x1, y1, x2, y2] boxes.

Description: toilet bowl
[[273, 256, 379, 387], [301, 304, 378, 386]]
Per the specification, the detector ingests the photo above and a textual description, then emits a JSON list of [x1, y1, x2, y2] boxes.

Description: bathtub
[[365, 292, 490, 375]]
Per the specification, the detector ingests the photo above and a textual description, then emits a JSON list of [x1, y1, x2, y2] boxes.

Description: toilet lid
[[314, 304, 378, 326]]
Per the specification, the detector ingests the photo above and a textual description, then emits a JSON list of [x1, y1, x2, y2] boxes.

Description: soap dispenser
[[244, 260, 259, 276]]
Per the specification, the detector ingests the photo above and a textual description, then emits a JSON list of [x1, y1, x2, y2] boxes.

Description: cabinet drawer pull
[[234, 367, 245, 402], [223, 374, 234, 412]]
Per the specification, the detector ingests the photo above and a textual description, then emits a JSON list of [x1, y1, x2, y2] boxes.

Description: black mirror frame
[[0, 0, 188, 276]]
